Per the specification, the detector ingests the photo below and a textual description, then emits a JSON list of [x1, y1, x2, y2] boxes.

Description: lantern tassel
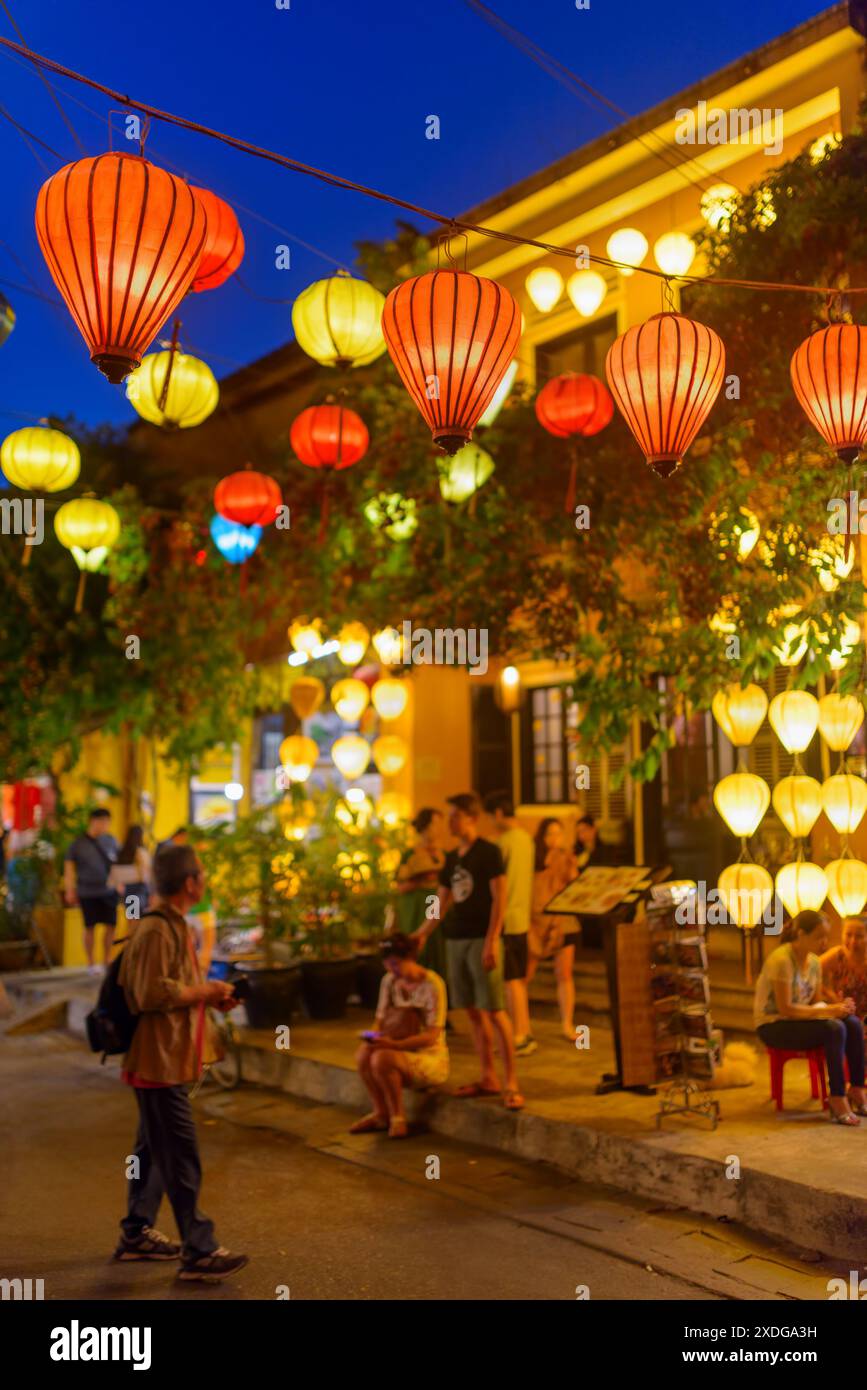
[[74, 570, 86, 613], [21, 540, 32, 568]]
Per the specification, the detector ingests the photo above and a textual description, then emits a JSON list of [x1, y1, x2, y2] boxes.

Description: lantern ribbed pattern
[[0, 426, 80, 492], [292, 272, 385, 368], [790, 324, 867, 463], [825, 859, 867, 917], [822, 774, 867, 834], [289, 676, 325, 721], [35, 154, 207, 383], [717, 862, 774, 929], [775, 861, 828, 916], [382, 269, 521, 455], [713, 772, 769, 837], [605, 311, 725, 476], [331, 678, 370, 724], [711, 683, 767, 747], [126, 351, 219, 429], [279, 735, 319, 783], [337, 622, 369, 667], [209, 514, 261, 564], [818, 693, 864, 752], [214, 469, 282, 527], [373, 734, 408, 776], [331, 734, 372, 780], [768, 691, 819, 754], [290, 404, 368, 471], [439, 444, 495, 503], [535, 373, 613, 439], [772, 776, 823, 838], [190, 187, 244, 293], [371, 679, 408, 721], [54, 496, 120, 561]]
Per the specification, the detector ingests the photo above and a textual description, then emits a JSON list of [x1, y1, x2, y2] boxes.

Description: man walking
[[114, 843, 248, 1282], [416, 793, 523, 1110], [64, 808, 119, 973], [483, 790, 536, 1056]]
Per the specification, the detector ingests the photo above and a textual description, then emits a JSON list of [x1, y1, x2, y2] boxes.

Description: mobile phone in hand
[[359, 1030, 380, 1041]]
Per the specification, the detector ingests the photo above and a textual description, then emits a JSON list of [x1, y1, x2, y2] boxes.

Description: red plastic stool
[[768, 1047, 828, 1111]]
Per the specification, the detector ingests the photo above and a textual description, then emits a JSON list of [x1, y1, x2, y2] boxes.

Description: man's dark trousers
[[121, 1085, 218, 1257]]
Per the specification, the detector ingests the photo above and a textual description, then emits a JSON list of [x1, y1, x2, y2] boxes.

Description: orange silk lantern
[[214, 467, 282, 527], [535, 373, 613, 438], [790, 324, 867, 464], [35, 153, 206, 383], [605, 311, 725, 477], [190, 187, 244, 293], [290, 404, 368, 471], [381, 269, 521, 455]]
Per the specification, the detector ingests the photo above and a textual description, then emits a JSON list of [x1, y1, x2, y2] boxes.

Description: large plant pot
[[354, 952, 385, 1011], [300, 957, 356, 1020], [33, 906, 65, 965], [235, 963, 302, 1030]]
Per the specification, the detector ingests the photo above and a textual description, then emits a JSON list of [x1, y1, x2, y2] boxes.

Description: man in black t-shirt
[[416, 793, 523, 1110]]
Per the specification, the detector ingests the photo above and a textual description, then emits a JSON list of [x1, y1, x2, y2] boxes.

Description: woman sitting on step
[[754, 909, 867, 1126]]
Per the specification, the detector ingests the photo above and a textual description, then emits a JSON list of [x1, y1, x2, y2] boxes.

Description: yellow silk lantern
[[818, 693, 864, 752], [332, 678, 370, 723], [372, 626, 404, 665], [337, 621, 370, 666], [331, 734, 371, 780], [279, 735, 319, 783], [713, 772, 770, 837], [54, 496, 121, 611], [125, 350, 218, 429], [373, 734, 408, 776], [606, 227, 648, 276], [772, 776, 823, 838], [1, 425, 80, 491], [768, 690, 819, 754], [652, 232, 696, 277], [525, 266, 563, 313], [700, 183, 737, 230], [288, 617, 323, 656], [717, 862, 774, 929], [292, 271, 385, 368], [825, 858, 867, 917], [775, 860, 827, 916], [711, 683, 767, 746], [289, 676, 325, 721], [566, 269, 607, 317], [376, 792, 411, 826], [371, 678, 408, 721], [439, 443, 495, 503], [822, 774, 867, 835]]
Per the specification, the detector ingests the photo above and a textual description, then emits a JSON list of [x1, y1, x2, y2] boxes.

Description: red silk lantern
[[35, 153, 206, 384], [214, 467, 282, 527], [381, 269, 521, 455], [290, 404, 368, 471], [605, 311, 725, 477], [191, 187, 245, 293], [790, 324, 867, 464], [536, 373, 613, 438]]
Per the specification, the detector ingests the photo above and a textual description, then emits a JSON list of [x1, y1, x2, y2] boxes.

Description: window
[[471, 686, 513, 800], [518, 683, 630, 817], [535, 314, 618, 382]]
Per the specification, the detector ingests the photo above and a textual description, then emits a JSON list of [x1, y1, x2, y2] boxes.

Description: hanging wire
[[0, 0, 86, 153]]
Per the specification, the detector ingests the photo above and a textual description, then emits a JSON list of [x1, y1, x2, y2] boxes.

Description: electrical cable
[[0, 0, 86, 154]]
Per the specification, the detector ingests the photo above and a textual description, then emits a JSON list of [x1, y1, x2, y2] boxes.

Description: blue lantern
[[0, 292, 15, 349], [210, 513, 262, 564]]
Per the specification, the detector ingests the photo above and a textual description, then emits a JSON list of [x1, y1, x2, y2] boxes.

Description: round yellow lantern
[[825, 858, 867, 917], [818, 693, 864, 752], [717, 862, 774, 929], [525, 266, 563, 313], [372, 626, 404, 665], [566, 269, 607, 317], [289, 676, 325, 721], [54, 496, 121, 610], [292, 271, 385, 368], [439, 443, 495, 503], [606, 227, 648, 276], [373, 734, 408, 777], [332, 677, 370, 723], [371, 678, 408, 721], [125, 350, 218, 429], [652, 231, 696, 277], [279, 735, 319, 784], [713, 772, 769, 838], [711, 683, 767, 746], [775, 860, 827, 916], [768, 690, 819, 754], [288, 617, 323, 656], [772, 776, 823, 838], [822, 774, 867, 835], [376, 791, 411, 826], [331, 734, 371, 780], [337, 621, 370, 667], [1, 425, 80, 491]]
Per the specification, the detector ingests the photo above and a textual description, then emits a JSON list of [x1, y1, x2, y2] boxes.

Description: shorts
[[446, 937, 505, 1012], [503, 932, 529, 981], [402, 1049, 450, 1088], [80, 895, 119, 930]]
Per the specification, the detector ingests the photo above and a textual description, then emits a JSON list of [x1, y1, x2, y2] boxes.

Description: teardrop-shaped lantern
[[126, 350, 219, 429], [337, 622, 369, 667], [289, 676, 325, 721], [605, 311, 725, 477], [439, 443, 495, 503], [209, 513, 262, 564], [214, 468, 282, 527], [536, 373, 613, 439], [790, 324, 867, 464], [1, 426, 80, 491], [717, 862, 774, 928], [55, 495, 121, 610], [371, 678, 408, 721], [331, 678, 370, 723], [525, 267, 563, 313], [382, 269, 521, 455], [822, 774, 867, 834], [35, 154, 206, 383], [825, 858, 867, 917], [713, 772, 770, 837], [279, 735, 319, 783], [288, 617, 323, 656], [331, 733, 372, 781], [290, 404, 368, 471], [372, 627, 404, 665], [818, 692, 864, 752], [373, 734, 408, 776], [711, 683, 767, 747], [292, 271, 386, 368], [566, 270, 607, 318], [0, 290, 16, 348], [775, 861, 828, 916], [768, 690, 819, 754], [190, 187, 244, 293], [772, 776, 823, 838]]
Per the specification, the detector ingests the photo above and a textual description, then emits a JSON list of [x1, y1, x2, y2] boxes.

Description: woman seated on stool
[[351, 931, 448, 1139], [755, 909, 867, 1126], [820, 915, 867, 1028]]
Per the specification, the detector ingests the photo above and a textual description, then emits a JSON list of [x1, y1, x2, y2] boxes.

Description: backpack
[[85, 910, 171, 1062]]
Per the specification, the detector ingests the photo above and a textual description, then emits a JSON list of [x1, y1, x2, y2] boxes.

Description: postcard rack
[[648, 885, 720, 1131]]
